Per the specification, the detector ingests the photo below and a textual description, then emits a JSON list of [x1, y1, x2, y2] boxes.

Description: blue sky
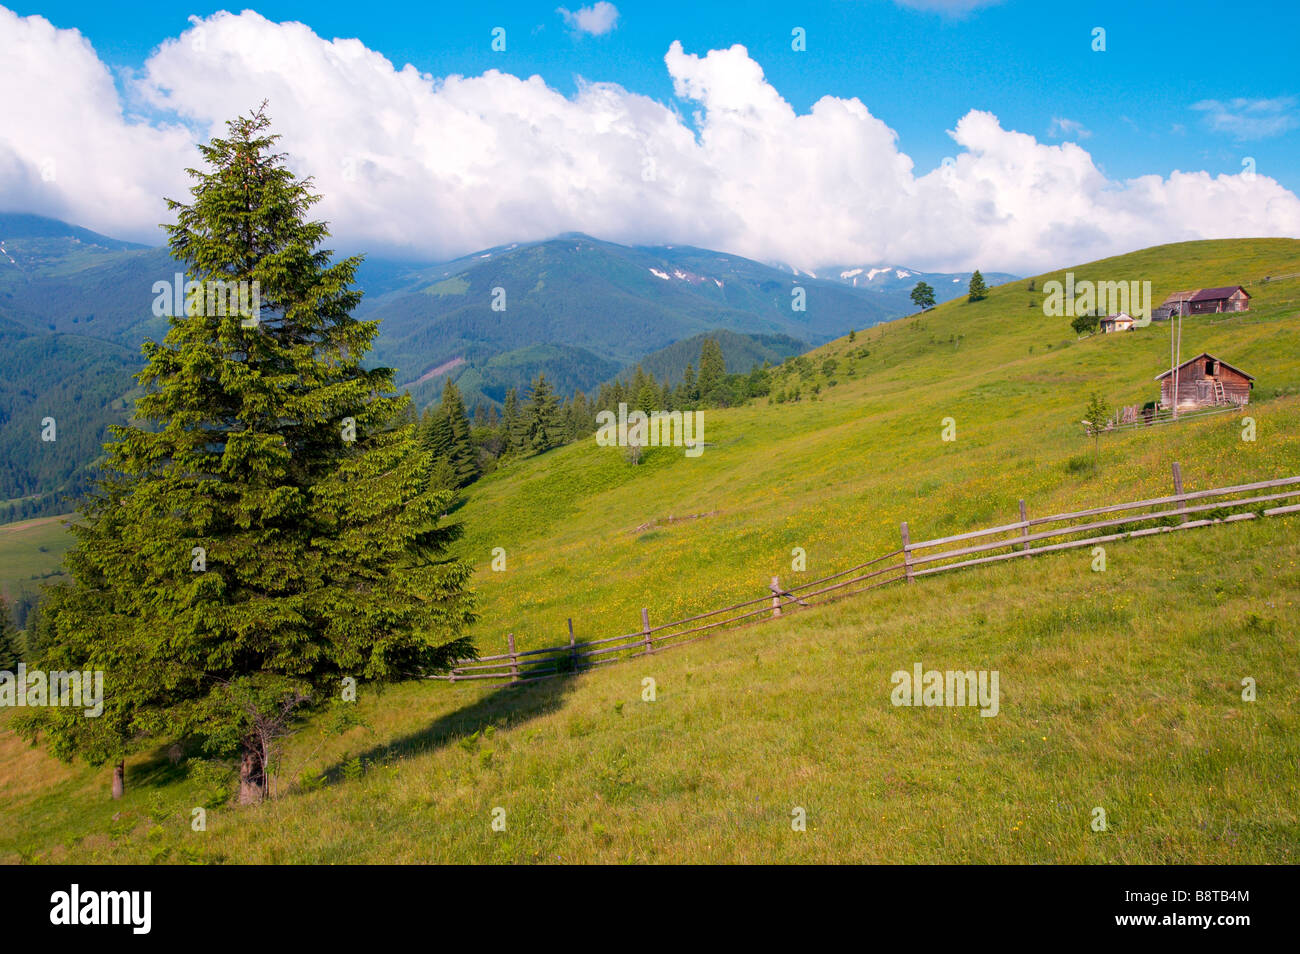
[[2, 1, 1297, 271], [18, 0, 1300, 189]]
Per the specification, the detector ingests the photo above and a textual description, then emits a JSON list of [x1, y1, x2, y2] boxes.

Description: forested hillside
[[0, 216, 912, 523], [359, 234, 895, 409]]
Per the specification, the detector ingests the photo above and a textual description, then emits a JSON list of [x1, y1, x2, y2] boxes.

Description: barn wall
[[1159, 364, 1252, 407], [1188, 291, 1250, 314], [1219, 367, 1252, 402]]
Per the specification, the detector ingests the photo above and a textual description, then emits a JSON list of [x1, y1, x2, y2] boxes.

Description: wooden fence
[[1093, 402, 1242, 435], [431, 465, 1300, 685], [1255, 271, 1300, 285]]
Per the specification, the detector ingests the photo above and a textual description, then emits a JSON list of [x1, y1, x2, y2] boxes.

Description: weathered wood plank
[[1172, 461, 1187, 524], [901, 521, 914, 583]]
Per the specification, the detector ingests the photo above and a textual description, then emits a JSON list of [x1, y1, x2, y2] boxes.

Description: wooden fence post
[[641, 607, 654, 655], [1018, 500, 1030, 551], [1172, 461, 1187, 522], [770, 575, 782, 618], [568, 617, 576, 669], [901, 521, 914, 583], [508, 633, 519, 682]]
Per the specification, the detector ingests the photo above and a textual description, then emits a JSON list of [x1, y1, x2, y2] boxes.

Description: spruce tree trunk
[[239, 746, 266, 805], [111, 760, 124, 799]]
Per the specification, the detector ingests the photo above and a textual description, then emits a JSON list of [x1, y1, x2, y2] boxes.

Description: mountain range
[[815, 263, 1019, 293], [357, 234, 905, 407], [0, 211, 1016, 520]]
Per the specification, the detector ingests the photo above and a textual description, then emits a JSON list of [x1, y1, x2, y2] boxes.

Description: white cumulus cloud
[[1047, 117, 1091, 140], [558, 3, 620, 36], [0, 5, 195, 235], [1, 7, 1298, 275]]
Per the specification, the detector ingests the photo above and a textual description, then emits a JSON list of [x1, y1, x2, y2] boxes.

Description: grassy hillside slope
[[454, 238, 1300, 648], [0, 516, 71, 628], [1, 238, 1297, 864]]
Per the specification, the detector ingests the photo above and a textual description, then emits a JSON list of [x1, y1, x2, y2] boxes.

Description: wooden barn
[[1188, 285, 1251, 314], [1153, 289, 1197, 320], [1155, 353, 1253, 409]]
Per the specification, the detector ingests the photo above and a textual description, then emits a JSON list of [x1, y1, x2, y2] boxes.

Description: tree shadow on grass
[[317, 674, 577, 786], [128, 748, 192, 789]]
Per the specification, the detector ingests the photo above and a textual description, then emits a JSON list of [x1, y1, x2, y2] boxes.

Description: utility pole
[[1175, 311, 1183, 417], [1170, 308, 1182, 420]]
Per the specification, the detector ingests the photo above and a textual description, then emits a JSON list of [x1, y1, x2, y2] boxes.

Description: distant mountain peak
[[820, 261, 1019, 293], [0, 211, 150, 252], [551, 231, 607, 244]]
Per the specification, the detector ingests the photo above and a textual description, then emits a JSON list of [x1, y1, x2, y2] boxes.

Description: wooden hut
[[1155, 353, 1253, 409], [1187, 286, 1251, 314], [1153, 289, 1198, 320], [1100, 312, 1135, 333]]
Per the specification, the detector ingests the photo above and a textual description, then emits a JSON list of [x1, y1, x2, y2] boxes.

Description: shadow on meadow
[[318, 674, 577, 785], [126, 746, 195, 790]]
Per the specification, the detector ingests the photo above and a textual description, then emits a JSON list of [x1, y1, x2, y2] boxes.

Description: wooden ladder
[[1212, 379, 1227, 405]]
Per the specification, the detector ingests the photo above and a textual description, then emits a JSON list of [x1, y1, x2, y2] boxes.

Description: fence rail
[[1254, 270, 1300, 284], [1090, 402, 1243, 435], [431, 465, 1300, 685]]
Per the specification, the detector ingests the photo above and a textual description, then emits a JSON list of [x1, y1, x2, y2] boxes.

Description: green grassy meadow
[[2, 238, 1298, 863], [0, 515, 71, 608]]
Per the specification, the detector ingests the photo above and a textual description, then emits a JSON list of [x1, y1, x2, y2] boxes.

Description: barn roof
[[1161, 289, 1199, 304], [1154, 352, 1255, 381], [1190, 285, 1250, 302]]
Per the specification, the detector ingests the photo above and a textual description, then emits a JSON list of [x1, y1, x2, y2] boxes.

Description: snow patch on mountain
[[648, 265, 723, 287], [822, 263, 929, 287]]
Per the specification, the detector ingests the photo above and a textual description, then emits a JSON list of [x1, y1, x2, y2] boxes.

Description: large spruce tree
[[525, 374, 563, 452], [434, 381, 477, 487], [0, 597, 20, 670], [696, 338, 726, 403], [502, 387, 524, 454], [38, 107, 475, 803]]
